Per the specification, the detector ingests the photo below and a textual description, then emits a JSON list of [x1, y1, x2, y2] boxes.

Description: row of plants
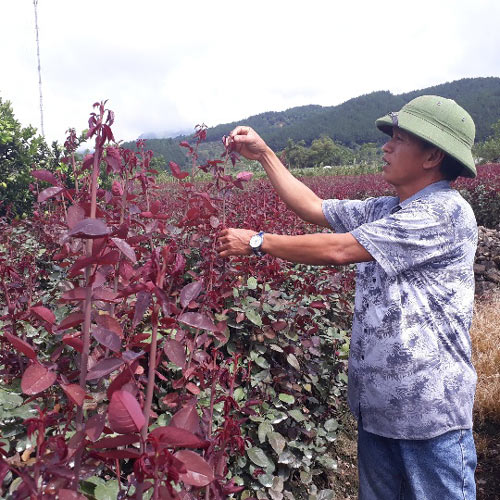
[[1, 99, 499, 499], [0, 102, 354, 499], [300, 163, 500, 228]]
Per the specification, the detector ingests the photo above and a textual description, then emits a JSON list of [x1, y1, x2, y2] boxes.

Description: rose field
[[1, 102, 500, 499]]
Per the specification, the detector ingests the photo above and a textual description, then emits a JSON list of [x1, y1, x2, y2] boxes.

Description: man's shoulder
[[409, 187, 476, 224], [355, 195, 399, 216]]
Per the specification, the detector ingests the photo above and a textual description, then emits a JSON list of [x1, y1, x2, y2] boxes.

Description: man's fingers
[[229, 125, 252, 138]]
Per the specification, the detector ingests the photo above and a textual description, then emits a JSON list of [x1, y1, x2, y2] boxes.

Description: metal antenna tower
[[33, 0, 45, 137]]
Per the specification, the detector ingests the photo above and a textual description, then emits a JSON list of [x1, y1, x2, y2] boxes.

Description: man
[[217, 95, 478, 499]]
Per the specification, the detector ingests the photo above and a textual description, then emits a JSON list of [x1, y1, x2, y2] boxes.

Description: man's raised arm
[[227, 126, 330, 227]]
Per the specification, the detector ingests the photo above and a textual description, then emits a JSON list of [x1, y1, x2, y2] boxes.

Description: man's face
[[381, 127, 431, 187]]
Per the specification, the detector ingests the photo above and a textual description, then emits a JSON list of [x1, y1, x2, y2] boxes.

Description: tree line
[[2, 78, 500, 217], [123, 77, 500, 168]]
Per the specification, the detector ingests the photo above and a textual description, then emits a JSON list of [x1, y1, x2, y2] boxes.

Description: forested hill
[[124, 77, 500, 166]]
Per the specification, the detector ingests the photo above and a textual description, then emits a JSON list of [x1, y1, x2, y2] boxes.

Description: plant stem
[[72, 115, 103, 489], [71, 151, 79, 194], [137, 257, 167, 498]]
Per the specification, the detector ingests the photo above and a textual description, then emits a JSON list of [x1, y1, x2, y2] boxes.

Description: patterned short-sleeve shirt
[[322, 180, 478, 439]]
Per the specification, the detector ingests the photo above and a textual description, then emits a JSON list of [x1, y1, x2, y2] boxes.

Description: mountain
[[138, 128, 193, 140], [123, 77, 500, 167]]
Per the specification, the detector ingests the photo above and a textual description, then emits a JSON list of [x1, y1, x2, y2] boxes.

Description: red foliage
[[0, 100, 387, 498]]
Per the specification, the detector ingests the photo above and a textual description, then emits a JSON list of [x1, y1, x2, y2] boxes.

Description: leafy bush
[[3, 99, 496, 499], [473, 119, 500, 164], [0, 103, 353, 499], [454, 164, 500, 228], [0, 98, 54, 218]]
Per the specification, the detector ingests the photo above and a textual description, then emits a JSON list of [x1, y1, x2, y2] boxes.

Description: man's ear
[[422, 147, 445, 171]]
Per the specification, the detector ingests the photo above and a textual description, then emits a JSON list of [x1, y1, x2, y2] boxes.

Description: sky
[[2, 0, 500, 145]]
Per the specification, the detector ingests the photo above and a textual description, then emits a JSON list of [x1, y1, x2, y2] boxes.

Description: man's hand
[[217, 228, 255, 258], [226, 126, 270, 161]]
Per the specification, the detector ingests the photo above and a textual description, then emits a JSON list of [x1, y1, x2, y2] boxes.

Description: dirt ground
[[328, 412, 500, 499], [474, 421, 500, 500]]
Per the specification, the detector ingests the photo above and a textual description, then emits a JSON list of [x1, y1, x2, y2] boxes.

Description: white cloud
[[1, 0, 500, 145]]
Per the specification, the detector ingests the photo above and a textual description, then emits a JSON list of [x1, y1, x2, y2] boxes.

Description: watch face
[[249, 234, 262, 248]]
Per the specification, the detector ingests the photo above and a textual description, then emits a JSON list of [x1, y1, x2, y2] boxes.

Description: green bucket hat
[[375, 95, 477, 178]]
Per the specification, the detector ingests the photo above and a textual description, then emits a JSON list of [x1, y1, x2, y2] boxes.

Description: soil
[[474, 421, 500, 500], [327, 411, 500, 499], [327, 409, 359, 499]]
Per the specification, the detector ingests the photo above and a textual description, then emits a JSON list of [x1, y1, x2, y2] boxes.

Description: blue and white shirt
[[322, 180, 478, 439]]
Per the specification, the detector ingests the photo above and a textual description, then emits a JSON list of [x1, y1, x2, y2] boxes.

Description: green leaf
[[251, 369, 270, 386], [154, 414, 168, 427], [94, 480, 120, 500], [271, 476, 284, 493], [258, 422, 273, 443], [254, 356, 270, 369], [324, 418, 339, 432], [270, 344, 284, 353], [286, 353, 300, 370], [0, 390, 23, 410], [316, 455, 338, 470], [247, 276, 258, 290], [80, 480, 100, 497], [233, 387, 246, 402], [278, 449, 300, 468], [245, 308, 262, 326], [257, 473, 274, 487], [300, 470, 313, 484], [9, 477, 22, 496], [288, 409, 306, 422], [278, 393, 295, 404], [247, 447, 274, 472], [268, 431, 286, 455], [326, 431, 337, 442], [269, 411, 288, 424], [249, 415, 264, 423]]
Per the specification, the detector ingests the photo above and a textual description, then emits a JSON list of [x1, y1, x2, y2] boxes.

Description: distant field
[[158, 162, 500, 228]]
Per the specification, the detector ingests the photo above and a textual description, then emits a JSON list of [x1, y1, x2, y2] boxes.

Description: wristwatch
[[249, 231, 265, 257]]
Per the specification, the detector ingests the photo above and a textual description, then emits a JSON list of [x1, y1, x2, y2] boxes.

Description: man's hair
[[438, 154, 464, 181], [418, 136, 463, 181]]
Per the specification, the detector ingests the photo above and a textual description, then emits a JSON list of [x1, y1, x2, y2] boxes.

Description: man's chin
[[381, 170, 398, 187]]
